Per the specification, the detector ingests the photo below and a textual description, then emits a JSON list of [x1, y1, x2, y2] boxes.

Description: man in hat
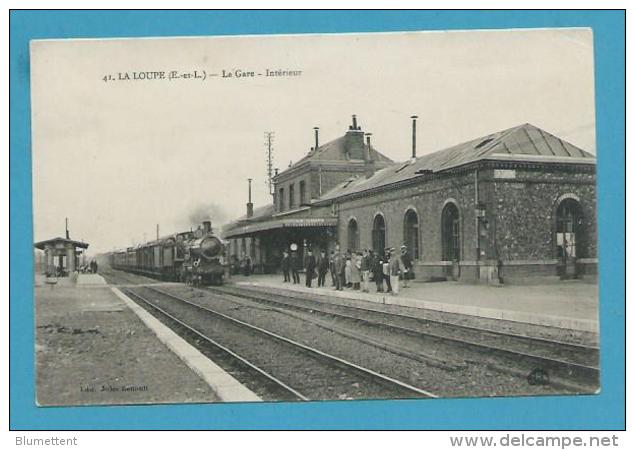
[[400, 245, 413, 288], [317, 249, 329, 288], [389, 247, 405, 295], [305, 248, 316, 288], [372, 250, 384, 293], [360, 249, 371, 293], [281, 250, 291, 282], [382, 248, 392, 293]]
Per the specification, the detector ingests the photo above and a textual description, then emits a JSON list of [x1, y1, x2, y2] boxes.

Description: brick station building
[[223, 116, 597, 283]]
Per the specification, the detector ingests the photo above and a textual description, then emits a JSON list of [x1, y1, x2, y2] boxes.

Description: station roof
[[222, 204, 336, 239], [34, 237, 89, 250], [229, 204, 276, 224], [223, 216, 338, 239], [316, 123, 596, 203], [287, 134, 393, 169]]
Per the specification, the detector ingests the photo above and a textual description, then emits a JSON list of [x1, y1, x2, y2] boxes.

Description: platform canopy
[[34, 237, 89, 250], [34, 236, 89, 277], [223, 216, 337, 239]]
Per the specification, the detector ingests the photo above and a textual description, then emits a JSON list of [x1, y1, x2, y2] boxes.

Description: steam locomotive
[[109, 221, 226, 285]]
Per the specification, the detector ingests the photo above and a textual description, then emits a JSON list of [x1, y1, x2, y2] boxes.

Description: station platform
[[34, 273, 108, 288], [35, 274, 234, 405], [229, 274, 599, 333]]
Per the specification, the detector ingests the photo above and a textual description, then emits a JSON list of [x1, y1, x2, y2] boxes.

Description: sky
[[30, 28, 596, 255]]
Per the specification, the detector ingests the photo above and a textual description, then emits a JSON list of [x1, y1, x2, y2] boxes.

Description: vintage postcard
[[30, 28, 599, 406]]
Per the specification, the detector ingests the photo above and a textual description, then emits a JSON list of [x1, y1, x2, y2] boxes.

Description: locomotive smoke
[[184, 203, 229, 230]]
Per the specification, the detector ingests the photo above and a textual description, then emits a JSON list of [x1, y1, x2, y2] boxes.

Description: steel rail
[[204, 285, 599, 384], [142, 285, 438, 399], [122, 288, 309, 401], [217, 284, 598, 352]]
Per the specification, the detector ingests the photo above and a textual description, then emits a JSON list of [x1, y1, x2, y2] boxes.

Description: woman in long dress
[[344, 252, 352, 287], [350, 252, 361, 290]]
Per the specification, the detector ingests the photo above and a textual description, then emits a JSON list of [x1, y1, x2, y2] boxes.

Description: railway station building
[[222, 116, 597, 284], [223, 115, 393, 272]]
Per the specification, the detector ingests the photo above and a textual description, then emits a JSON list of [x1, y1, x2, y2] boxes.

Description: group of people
[[230, 254, 253, 276], [280, 245, 414, 295], [80, 260, 98, 274]]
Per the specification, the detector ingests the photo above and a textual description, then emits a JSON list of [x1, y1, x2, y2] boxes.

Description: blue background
[[9, 10, 625, 430]]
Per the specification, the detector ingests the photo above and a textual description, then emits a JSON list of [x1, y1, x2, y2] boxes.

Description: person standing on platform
[[345, 251, 352, 288], [373, 251, 384, 292], [400, 245, 413, 288], [317, 249, 329, 288], [290, 249, 301, 284], [383, 248, 392, 293], [389, 248, 405, 295], [305, 249, 316, 288], [351, 252, 361, 290], [281, 250, 291, 282], [360, 249, 371, 293], [242, 254, 252, 276], [329, 250, 337, 287], [334, 248, 345, 291]]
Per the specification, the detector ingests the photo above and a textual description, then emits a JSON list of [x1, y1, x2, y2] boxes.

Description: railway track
[[203, 284, 599, 388], [123, 285, 438, 401]]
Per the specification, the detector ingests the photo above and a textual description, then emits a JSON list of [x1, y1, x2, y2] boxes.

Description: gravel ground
[[35, 284, 220, 406], [158, 285, 581, 399], [130, 286, 426, 401], [229, 283, 599, 347]]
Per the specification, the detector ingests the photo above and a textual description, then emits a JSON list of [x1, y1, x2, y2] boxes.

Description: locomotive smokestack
[[352, 114, 358, 130], [314, 127, 319, 149], [65, 217, 69, 239], [411, 115, 418, 159], [247, 178, 254, 218], [202, 221, 211, 233]]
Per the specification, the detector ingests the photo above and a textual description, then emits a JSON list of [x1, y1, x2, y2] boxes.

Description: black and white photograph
[[30, 28, 599, 406]]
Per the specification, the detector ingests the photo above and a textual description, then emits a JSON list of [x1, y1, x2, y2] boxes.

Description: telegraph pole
[[264, 131, 275, 196]]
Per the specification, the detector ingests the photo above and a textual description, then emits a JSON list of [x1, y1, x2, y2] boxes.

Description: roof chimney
[[274, 168, 279, 176], [246, 178, 254, 218], [411, 115, 418, 159], [364, 133, 375, 179], [314, 127, 319, 149], [65, 217, 69, 239]]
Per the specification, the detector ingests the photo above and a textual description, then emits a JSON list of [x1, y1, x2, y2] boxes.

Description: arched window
[[442, 203, 460, 261], [404, 209, 420, 260], [372, 214, 386, 255], [555, 198, 584, 259], [347, 219, 360, 251]]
